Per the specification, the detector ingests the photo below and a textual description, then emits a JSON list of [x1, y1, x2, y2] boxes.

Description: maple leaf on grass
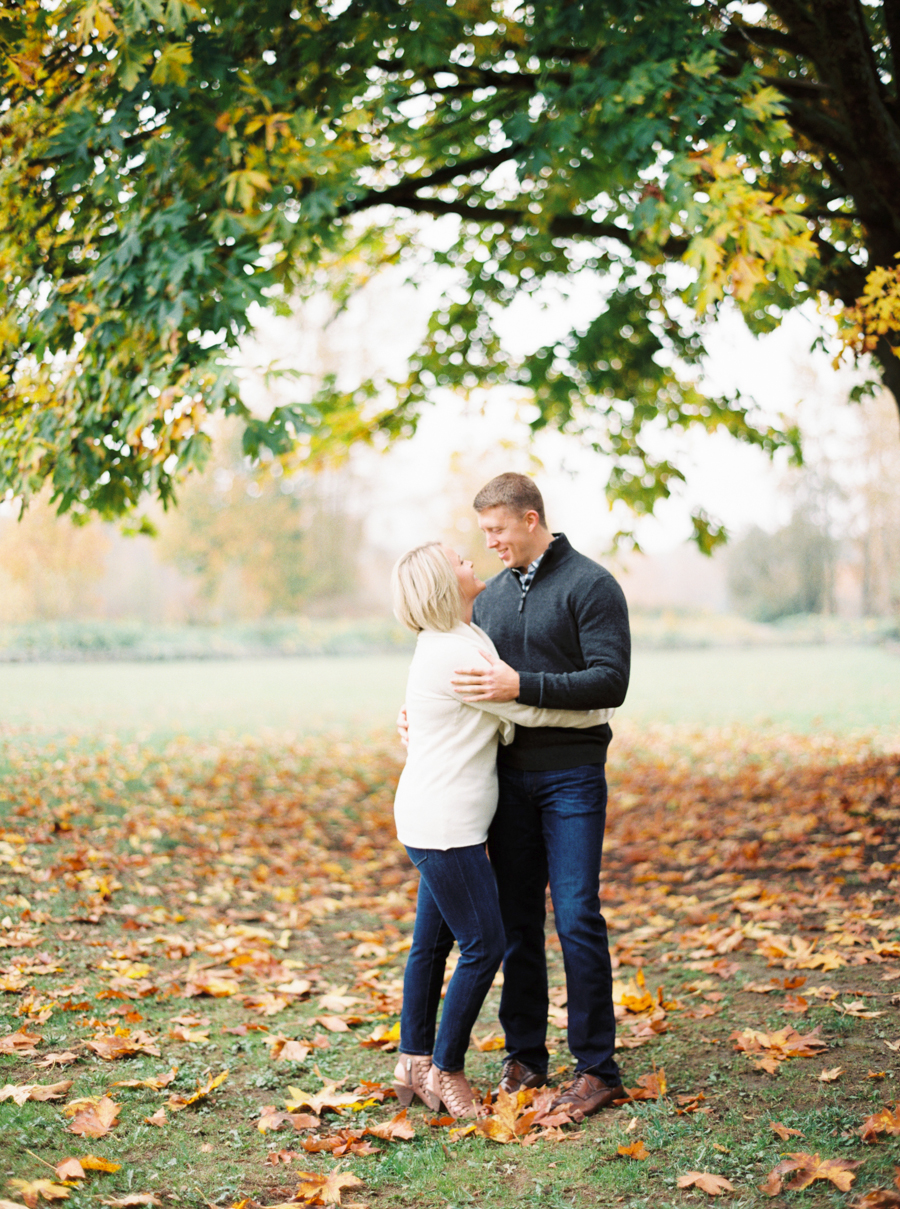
[[0, 1028, 41, 1055], [850, 1169, 900, 1208], [365, 1109, 415, 1141], [767, 1152, 861, 1193], [84, 1031, 161, 1060], [145, 1107, 167, 1126], [63, 1096, 121, 1138], [285, 1078, 371, 1116], [0, 1079, 72, 1104], [33, 1052, 78, 1069], [8, 1183, 71, 1209], [55, 1156, 121, 1180], [110, 1067, 177, 1090], [676, 1172, 734, 1196], [98, 1196, 163, 1208], [293, 1170, 364, 1206], [818, 1066, 844, 1082], [623, 1070, 666, 1100], [860, 1103, 900, 1142], [470, 1031, 504, 1053], [769, 1121, 804, 1141], [257, 1107, 321, 1133], [617, 1140, 649, 1160], [167, 1069, 227, 1111], [264, 1035, 312, 1063], [475, 1090, 538, 1144]]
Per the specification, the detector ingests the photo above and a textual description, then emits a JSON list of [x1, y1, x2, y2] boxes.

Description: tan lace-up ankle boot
[[392, 1054, 441, 1111], [424, 1065, 489, 1119]]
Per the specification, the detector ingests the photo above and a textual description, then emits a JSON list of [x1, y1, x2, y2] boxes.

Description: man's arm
[[453, 576, 630, 710]]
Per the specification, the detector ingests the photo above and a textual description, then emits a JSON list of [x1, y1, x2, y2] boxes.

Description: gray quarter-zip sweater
[[471, 533, 630, 770]]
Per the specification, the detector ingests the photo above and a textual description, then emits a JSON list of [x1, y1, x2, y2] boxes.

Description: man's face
[[477, 506, 540, 570]]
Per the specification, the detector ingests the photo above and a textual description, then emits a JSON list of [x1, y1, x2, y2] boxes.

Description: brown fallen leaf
[[767, 1152, 861, 1192], [257, 1107, 321, 1133], [145, 1107, 167, 1126], [54, 1156, 121, 1180], [98, 1196, 163, 1207], [167, 1069, 228, 1111], [33, 1053, 78, 1069], [53, 1161, 85, 1182], [0, 1079, 72, 1105], [264, 1035, 312, 1063], [818, 1066, 844, 1082], [476, 1090, 537, 1144], [676, 1172, 734, 1196], [365, 1109, 416, 1141], [860, 1103, 900, 1143], [314, 1016, 351, 1033], [293, 1169, 364, 1206], [84, 1031, 161, 1061], [0, 1028, 41, 1056], [285, 1078, 371, 1116], [617, 1140, 649, 1160], [470, 1032, 505, 1053], [770, 1121, 804, 1141], [623, 1070, 666, 1101], [64, 1096, 121, 1138], [8, 1182, 70, 1209], [850, 1167, 900, 1208], [110, 1068, 177, 1091], [358, 1023, 401, 1052]]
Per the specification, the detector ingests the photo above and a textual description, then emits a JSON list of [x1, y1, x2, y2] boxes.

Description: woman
[[390, 542, 613, 1118]]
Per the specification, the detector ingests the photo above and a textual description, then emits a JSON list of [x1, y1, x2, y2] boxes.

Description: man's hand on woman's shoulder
[[452, 651, 520, 703]]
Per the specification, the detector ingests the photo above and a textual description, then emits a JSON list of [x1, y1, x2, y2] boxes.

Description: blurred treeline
[[725, 392, 900, 622], [0, 426, 377, 625]]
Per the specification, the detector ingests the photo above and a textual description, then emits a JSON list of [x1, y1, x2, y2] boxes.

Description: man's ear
[[524, 509, 540, 532]]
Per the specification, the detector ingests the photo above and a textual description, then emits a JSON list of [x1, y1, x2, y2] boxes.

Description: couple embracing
[[389, 473, 630, 1121]]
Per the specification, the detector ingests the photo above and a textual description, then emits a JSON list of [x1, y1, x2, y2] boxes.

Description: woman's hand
[[452, 650, 520, 702], [397, 704, 409, 748]]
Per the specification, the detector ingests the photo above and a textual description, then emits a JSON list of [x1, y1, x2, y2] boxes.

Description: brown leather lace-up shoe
[[548, 1072, 625, 1121], [497, 1057, 547, 1096]]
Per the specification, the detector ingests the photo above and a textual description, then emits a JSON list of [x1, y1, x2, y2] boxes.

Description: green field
[[1, 643, 898, 741]]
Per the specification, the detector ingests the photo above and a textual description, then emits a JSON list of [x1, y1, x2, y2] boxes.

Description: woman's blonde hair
[[391, 542, 463, 633]]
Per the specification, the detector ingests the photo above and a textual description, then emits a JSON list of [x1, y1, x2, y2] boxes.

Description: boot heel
[[393, 1081, 415, 1107]]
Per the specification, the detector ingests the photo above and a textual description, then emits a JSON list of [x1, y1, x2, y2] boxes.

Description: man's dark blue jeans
[[488, 761, 620, 1085], [399, 842, 505, 1073]]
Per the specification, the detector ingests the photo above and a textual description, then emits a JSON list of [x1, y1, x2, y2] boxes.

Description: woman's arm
[[472, 698, 614, 730]]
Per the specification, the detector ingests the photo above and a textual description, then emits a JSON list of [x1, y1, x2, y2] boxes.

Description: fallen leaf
[[98, 1196, 163, 1207], [33, 1053, 78, 1069], [470, 1032, 505, 1053], [293, 1169, 363, 1206], [623, 1070, 666, 1100], [110, 1068, 177, 1091], [64, 1096, 121, 1138], [0, 1079, 72, 1105], [768, 1152, 861, 1192], [8, 1183, 70, 1209], [145, 1107, 167, 1126], [84, 1031, 161, 1060], [315, 1016, 351, 1033], [167, 1069, 228, 1111], [860, 1103, 900, 1142], [676, 1171, 734, 1196], [0, 1028, 41, 1055], [53, 1161, 85, 1182], [770, 1121, 804, 1141], [617, 1140, 649, 1159], [365, 1109, 416, 1141], [818, 1066, 844, 1082]]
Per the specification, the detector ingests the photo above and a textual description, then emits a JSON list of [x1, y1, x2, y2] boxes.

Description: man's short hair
[[391, 542, 462, 634], [472, 473, 547, 527]]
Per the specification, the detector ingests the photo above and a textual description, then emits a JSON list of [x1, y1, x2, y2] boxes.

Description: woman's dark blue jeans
[[400, 842, 505, 1073], [488, 761, 621, 1085]]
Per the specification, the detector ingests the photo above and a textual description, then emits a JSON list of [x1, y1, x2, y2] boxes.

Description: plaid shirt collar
[[510, 538, 555, 599]]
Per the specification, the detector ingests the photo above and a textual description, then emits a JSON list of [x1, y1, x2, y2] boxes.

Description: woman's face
[[441, 546, 485, 603]]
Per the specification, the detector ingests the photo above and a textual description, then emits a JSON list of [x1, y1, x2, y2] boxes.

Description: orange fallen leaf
[[365, 1109, 416, 1141], [623, 1069, 666, 1100], [145, 1107, 167, 1126], [470, 1032, 505, 1053], [53, 1161, 85, 1182], [167, 1069, 228, 1111], [476, 1089, 537, 1144], [110, 1068, 177, 1091], [617, 1140, 649, 1160], [0, 1028, 41, 1056], [293, 1169, 363, 1206], [64, 1096, 121, 1138], [98, 1196, 163, 1207], [84, 1031, 161, 1061], [315, 1016, 351, 1033], [676, 1171, 734, 1196], [8, 1183, 70, 1209], [769, 1121, 804, 1141], [33, 1053, 78, 1069], [860, 1103, 900, 1142], [767, 1152, 861, 1192]]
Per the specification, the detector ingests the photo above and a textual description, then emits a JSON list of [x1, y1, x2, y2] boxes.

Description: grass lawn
[[1, 643, 898, 743], [0, 730, 898, 1209]]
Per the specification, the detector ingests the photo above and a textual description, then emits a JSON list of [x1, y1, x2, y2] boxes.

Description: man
[[451, 472, 630, 1120]]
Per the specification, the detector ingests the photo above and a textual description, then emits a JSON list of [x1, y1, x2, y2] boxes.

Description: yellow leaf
[[150, 42, 193, 88]]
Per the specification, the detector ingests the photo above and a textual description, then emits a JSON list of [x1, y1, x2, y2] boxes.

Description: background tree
[[2, 0, 898, 546]]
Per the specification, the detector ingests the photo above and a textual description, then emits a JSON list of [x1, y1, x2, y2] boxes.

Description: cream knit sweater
[[394, 622, 614, 850]]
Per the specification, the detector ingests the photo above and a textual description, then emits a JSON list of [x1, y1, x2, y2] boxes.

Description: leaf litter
[[0, 726, 897, 1204]]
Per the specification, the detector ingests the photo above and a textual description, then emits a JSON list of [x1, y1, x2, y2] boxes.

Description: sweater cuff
[[517, 671, 543, 707]]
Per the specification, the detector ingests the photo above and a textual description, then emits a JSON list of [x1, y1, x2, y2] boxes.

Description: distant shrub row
[[0, 612, 896, 662]]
